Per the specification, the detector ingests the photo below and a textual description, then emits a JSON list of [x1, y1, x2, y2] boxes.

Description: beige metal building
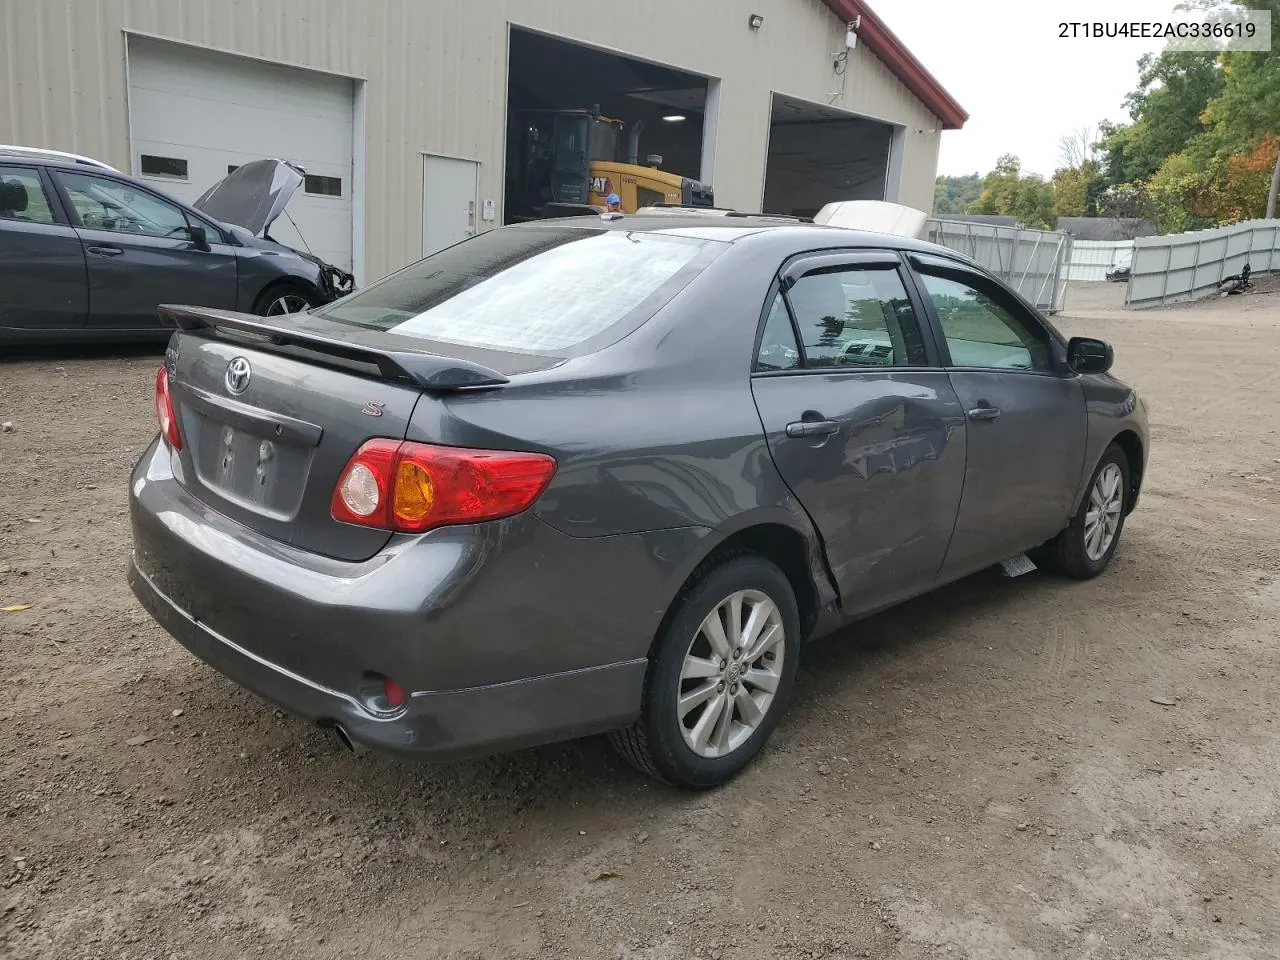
[[0, 0, 966, 284]]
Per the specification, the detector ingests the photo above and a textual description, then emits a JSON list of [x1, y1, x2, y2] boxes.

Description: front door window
[[917, 273, 1052, 371], [54, 171, 193, 239]]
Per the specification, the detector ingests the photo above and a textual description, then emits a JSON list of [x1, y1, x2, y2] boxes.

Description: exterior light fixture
[[662, 114, 686, 122], [748, 14, 764, 29]]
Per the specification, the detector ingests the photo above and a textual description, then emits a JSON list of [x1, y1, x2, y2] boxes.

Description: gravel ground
[[2, 281, 1279, 960]]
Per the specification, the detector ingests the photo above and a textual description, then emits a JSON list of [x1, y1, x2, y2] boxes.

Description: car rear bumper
[[127, 439, 690, 760], [129, 558, 644, 758]]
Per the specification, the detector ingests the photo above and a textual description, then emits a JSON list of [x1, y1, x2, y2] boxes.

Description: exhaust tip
[[332, 723, 355, 752]]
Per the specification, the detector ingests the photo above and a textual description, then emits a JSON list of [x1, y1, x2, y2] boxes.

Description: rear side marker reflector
[[383, 677, 406, 708], [331, 439, 557, 533]]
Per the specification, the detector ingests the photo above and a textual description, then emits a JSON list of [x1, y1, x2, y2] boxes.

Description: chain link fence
[[924, 219, 1073, 314]]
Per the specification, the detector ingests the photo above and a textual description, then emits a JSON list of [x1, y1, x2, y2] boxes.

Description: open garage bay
[[763, 95, 898, 218], [2, 282, 1278, 958], [503, 29, 709, 225]]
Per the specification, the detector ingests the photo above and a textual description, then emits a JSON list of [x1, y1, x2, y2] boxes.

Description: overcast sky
[[875, 0, 1191, 178]]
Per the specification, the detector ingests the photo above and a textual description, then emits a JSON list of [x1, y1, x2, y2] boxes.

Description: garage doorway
[[125, 35, 358, 273], [422, 155, 479, 257], [503, 28, 713, 223], [762, 94, 896, 219]]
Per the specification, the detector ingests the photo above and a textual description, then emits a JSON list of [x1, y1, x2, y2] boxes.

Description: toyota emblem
[[225, 357, 252, 395]]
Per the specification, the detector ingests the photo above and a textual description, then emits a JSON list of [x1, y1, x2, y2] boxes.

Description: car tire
[[1037, 443, 1130, 580], [252, 282, 319, 317], [610, 554, 801, 789]]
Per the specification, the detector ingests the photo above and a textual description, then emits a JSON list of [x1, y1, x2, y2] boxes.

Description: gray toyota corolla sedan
[[128, 213, 1149, 788]]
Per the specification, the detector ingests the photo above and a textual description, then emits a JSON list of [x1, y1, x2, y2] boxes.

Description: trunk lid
[[159, 305, 522, 562]]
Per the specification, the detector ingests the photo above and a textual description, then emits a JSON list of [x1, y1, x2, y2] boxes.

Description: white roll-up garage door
[[127, 37, 355, 271]]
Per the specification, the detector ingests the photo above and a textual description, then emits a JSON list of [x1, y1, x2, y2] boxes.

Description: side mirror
[[187, 224, 211, 252], [1067, 336, 1113, 375]]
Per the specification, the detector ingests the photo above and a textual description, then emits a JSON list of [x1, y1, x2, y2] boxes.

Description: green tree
[[965, 156, 1058, 229], [932, 173, 982, 215], [1098, 182, 1155, 220], [1086, 0, 1280, 230], [1096, 51, 1223, 186], [1014, 178, 1058, 230], [967, 154, 1023, 216], [1147, 152, 1216, 232], [1196, 0, 1280, 158], [1052, 160, 1102, 217]]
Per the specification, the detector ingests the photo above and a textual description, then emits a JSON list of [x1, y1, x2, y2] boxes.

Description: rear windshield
[[315, 226, 723, 355]]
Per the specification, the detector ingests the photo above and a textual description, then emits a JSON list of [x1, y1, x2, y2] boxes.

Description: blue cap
[[606, 193, 621, 205]]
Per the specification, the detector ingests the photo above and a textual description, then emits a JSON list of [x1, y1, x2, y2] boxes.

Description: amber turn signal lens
[[393, 459, 435, 522]]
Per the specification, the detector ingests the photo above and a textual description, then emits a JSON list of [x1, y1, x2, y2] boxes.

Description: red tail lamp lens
[[154, 366, 182, 450], [331, 440, 556, 533]]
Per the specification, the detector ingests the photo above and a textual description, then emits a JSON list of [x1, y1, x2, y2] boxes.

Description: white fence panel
[[1126, 219, 1280, 307], [924, 219, 1072, 313], [1066, 240, 1132, 282]]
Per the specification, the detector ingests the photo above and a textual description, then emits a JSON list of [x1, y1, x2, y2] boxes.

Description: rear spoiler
[[159, 304, 510, 390]]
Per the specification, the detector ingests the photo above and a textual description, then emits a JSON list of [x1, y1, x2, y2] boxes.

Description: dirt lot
[[3, 281, 1279, 960]]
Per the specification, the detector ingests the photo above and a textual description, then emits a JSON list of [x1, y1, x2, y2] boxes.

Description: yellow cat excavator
[[507, 107, 713, 220]]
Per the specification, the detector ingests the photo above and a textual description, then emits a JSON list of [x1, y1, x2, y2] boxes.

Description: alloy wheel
[[1084, 462, 1124, 561], [265, 294, 312, 315], [677, 589, 786, 759]]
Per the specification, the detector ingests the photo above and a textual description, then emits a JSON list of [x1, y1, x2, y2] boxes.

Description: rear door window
[[783, 265, 928, 368], [316, 227, 724, 355], [0, 167, 57, 224], [755, 292, 801, 372]]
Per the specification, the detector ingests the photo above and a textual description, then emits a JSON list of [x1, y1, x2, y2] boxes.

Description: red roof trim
[[819, 0, 968, 130]]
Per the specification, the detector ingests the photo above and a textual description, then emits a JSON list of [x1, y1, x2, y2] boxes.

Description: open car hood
[[193, 158, 303, 236]]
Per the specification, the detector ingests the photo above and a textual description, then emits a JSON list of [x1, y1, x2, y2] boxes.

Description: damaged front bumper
[[319, 262, 356, 301]]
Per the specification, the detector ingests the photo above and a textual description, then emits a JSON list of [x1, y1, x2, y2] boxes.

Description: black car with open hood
[[193, 158, 355, 306]]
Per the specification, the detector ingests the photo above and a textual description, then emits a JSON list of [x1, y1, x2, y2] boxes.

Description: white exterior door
[[127, 37, 355, 271], [422, 155, 478, 258]]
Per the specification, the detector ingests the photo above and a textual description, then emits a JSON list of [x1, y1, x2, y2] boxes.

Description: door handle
[[87, 245, 124, 258], [785, 418, 840, 438], [966, 403, 1001, 421]]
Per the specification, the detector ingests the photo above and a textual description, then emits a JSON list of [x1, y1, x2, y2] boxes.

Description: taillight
[[154, 366, 182, 450], [331, 439, 557, 533]]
